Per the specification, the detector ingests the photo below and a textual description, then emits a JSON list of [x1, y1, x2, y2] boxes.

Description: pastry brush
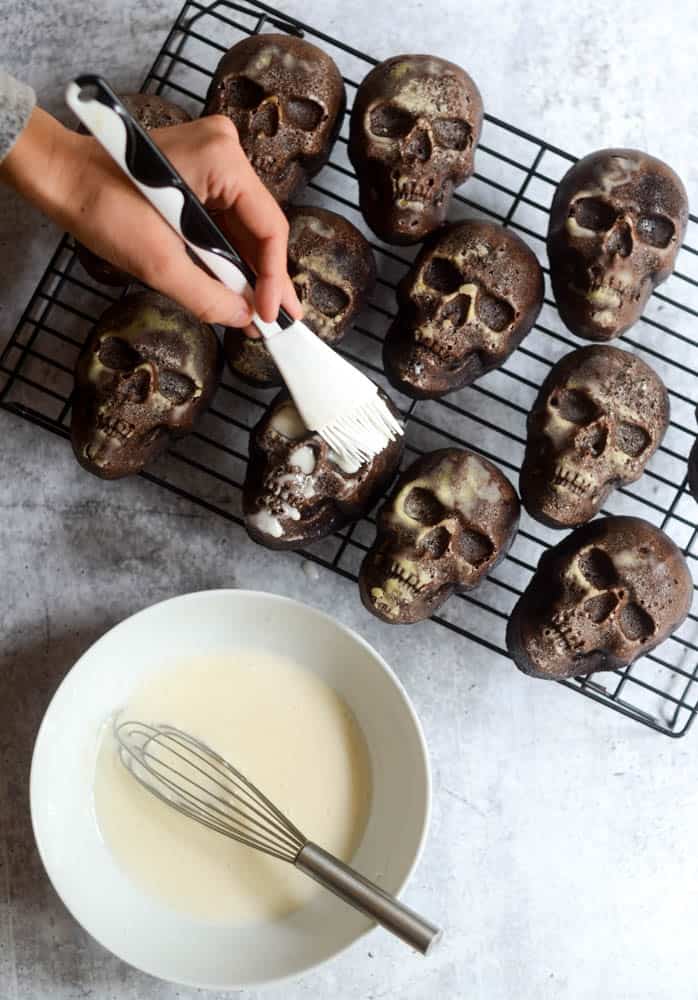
[[65, 75, 403, 469]]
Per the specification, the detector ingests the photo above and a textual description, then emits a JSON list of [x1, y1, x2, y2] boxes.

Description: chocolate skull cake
[[225, 205, 376, 387], [243, 390, 403, 549], [359, 448, 519, 624], [383, 220, 544, 398], [507, 516, 692, 680], [71, 291, 221, 479], [548, 148, 688, 341], [348, 55, 483, 245], [205, 34, 345, 204], [76, 94, 192, 286], [521, 346, 669, 528]]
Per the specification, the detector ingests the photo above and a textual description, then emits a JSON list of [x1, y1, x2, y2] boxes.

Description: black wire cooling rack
[[2, 0, 698, 736]]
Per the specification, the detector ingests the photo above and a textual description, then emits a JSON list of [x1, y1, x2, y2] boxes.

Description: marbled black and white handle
[[64, 75, 291, 339]]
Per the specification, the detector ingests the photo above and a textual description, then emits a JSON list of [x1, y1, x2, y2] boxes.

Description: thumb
[[147, 247, 253, 327]]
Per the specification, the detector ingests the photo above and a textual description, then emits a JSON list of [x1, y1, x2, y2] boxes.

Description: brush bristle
[[264, 319, 404, 465], [317, 395, 403, 467]]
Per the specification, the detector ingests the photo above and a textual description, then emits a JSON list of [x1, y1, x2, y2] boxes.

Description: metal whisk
[[115, 720, 441, 954]]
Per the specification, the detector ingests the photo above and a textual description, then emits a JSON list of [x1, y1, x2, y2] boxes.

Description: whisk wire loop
[[115, 721, 305, 863], [114, 719, 441, 953]]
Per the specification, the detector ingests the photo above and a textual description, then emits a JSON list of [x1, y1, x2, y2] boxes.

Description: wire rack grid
[[2, 0, 698, 736]]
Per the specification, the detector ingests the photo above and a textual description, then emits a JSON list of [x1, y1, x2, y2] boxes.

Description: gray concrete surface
[[1, 1, 698, 998]]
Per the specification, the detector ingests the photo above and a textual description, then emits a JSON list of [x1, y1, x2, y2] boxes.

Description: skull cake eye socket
[[286, 97, 325, 131], [618, 602, 655, 642], [458, 527, 494, 566], [636, 213, 675, 249], [98, 337, 141, 370], [431, 118, 471, 150], [477, 292, 515, 332], [550, 388, 598, 424], [403, 486, 447, 524], [267, 401, 307, 442], [423, 257, 462, 293], [159, 370, 197, 404], [577, 546, 618, 589], [617, 421, 651, 458], [369, 103, 415, 138], [225, 76, 266, 109], [307, 277, 350, 318], [572, 197, 616, 231]]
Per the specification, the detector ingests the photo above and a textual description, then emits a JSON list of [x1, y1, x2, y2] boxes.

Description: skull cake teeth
[[71, 291, 221, 479], [506, 516, 692, 680], [547, 148, 689, 341], [205, 34, 345, 204], [243, 390, 403, 550], [383, 220, 544, 399], [225, 205, 376, 388], [520, 345, 669, 528], [359, 448, 519, 624], [349, 55, 483, 245], [76, 94, 192, 286]]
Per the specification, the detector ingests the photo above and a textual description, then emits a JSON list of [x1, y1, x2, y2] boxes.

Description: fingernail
[[231, 306, 252, 327]]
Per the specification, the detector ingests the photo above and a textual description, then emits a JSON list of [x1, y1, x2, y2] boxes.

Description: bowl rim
[[30, 588, 432, 991]]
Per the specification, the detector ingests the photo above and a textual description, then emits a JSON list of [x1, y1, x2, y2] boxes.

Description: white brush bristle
[[264, 319, 403, 466]]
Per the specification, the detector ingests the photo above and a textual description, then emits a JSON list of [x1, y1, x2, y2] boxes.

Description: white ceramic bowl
[[30, 590, 431, 990]]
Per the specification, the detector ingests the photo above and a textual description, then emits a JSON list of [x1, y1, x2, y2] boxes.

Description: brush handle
[[296, 842, 442, 955], [64, 75, 291, 338]]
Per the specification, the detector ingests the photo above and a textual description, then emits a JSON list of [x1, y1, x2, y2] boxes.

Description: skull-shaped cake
[[225, 205, 376, 387], [548, 148, 688, 341], [243, 391, 403, 549], [76, 94, 192, 286], [71, 291, 221, 479], [359, 448, 519, 623], [521, 346, 669, 528], [348, 55, 483, 245], [205, 34, 345, 204], [506, 516, 692, 679], [383, 220, 544, 399]]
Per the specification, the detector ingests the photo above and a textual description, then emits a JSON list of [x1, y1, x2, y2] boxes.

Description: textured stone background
[[1, 1, 697, 998]]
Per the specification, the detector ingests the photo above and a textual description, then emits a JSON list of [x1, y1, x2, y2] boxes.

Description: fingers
[[211, 140, 301, 323], [221, 211, 303, 328], [150, 117, 303, 326], [142, 239, 253, 327], [281, 274, 304, 320]]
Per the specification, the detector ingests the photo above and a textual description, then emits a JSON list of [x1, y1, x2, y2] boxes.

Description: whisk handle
[[296, 843, 441, 955]]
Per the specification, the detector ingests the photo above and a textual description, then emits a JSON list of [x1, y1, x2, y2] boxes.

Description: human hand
[[0, 107, 302, 328]]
